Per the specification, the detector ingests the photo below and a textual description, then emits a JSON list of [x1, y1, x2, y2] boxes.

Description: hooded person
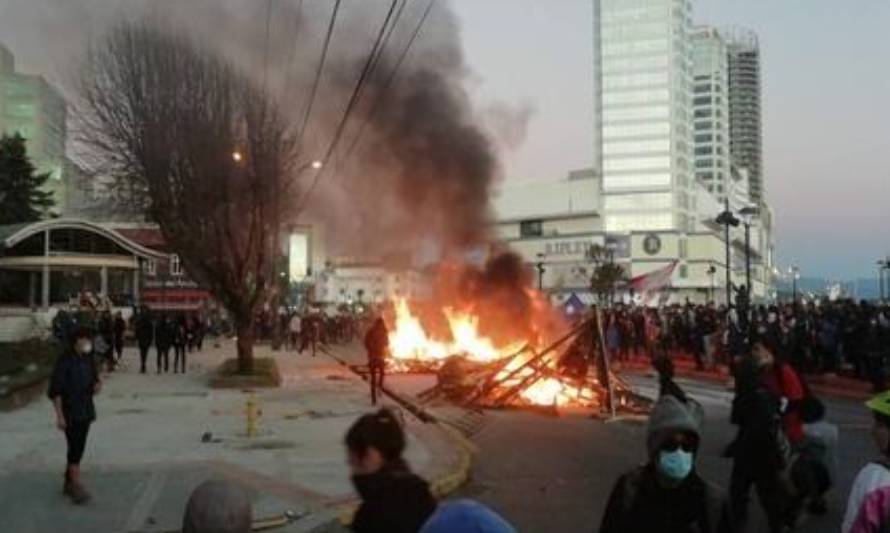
[[599, 395, 733, 533], [182, 480, 252, 533], [842, 391, 890, 533]]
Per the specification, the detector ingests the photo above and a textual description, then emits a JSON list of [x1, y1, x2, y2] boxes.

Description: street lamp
[[232, 150, 243, 163], [878, 258, 890, 303], [535, 252, 546, 291], [791, 265, 801, 306], [716, 199, 740, 307], [706, 262, 717, 304], [739, 205, 760, 301]]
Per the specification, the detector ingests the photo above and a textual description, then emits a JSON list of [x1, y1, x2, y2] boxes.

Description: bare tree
[[75, 20, 296, 373]]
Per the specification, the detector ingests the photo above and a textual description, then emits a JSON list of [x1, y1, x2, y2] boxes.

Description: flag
[[630, 261, 678, 305]]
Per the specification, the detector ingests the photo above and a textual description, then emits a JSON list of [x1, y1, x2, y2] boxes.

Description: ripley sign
[[544, 240, 596, 257]]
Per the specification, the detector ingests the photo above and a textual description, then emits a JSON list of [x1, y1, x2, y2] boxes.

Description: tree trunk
[[236, 320, 255, 374]]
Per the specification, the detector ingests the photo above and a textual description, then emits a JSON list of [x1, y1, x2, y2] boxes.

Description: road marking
[[123, 470, 167, 533]]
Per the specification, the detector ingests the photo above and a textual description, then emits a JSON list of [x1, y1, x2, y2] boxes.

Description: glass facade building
[[691, 26, 730, 203], [726, 30, 763, 205], [595, 0, 695, 233], [0, 43, 68, 213]]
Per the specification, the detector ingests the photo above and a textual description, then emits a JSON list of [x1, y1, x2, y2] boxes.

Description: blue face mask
[[657, 449, 694, 481]]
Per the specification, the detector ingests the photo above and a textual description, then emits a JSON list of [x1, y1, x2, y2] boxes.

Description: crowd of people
[[597, 299, 890, 389]]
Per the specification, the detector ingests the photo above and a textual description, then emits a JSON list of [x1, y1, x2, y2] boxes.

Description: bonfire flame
[[388, 299, 521, 363], [388, 298, 601, 409]]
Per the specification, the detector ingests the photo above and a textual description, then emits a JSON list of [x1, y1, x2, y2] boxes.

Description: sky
[[1, 0, 888, 280], [451, 0, 890, 280]]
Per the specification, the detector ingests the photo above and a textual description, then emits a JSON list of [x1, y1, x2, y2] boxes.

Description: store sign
[[544, 240, 595, 258], [643, 233, 662, 256]]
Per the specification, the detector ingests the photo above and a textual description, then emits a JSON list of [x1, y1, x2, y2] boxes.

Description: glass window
[[602, 39, 668, 57], [519, 220, 543, 237], [603, 173, 672, 189], [603, 138, 671, 156], [603, 72, 669, 90], [604, 156, 671, 172], [603, 55, 669, 74], [694, 133, 711, 143], [602, 89, 670, 106], [697, 172, 714, 181], [694, 121, 711, 131], [694, 108, 712, 118], [694, 146, 713, 156], [693, 96, 711, 105], [603, 105, 670, 122], [603, 121, 671, 139], [170, 254, 182, 277], [145, 260, 156, 276], [679, 264, 689, 278], [695, 158, 712, 168]]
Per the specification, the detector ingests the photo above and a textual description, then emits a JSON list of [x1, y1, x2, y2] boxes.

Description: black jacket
[[136, 315, 154, 348], [47, 349, 99, 423], [600, 465, 734, 533], [351, 460, 436, 533]]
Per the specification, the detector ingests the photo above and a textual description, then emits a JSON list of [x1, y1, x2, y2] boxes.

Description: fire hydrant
[[246, 394, 262, 438]]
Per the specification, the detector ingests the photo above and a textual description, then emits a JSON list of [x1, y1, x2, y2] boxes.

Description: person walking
[[48, 327, 102, 505], [345, 408, 436, 533], [173, 315, 187, 373], [288, 313, 302, 353], [726, 357, 790, 532], [113, 311, 126, 363], [842, 390, 890, 533], [135, 308, 154, 374], [364, 317, 389, 406], [156, 314, 172, 373], [599, 394, 733, 533]]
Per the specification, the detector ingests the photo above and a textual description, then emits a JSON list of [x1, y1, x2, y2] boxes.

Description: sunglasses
[[661, 439, 696, 453]]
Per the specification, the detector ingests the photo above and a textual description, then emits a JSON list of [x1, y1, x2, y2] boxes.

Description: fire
[[388, 299, 520, 364]]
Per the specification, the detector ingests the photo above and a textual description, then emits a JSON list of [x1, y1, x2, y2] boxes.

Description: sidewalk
[[619, 355, 874, 401], [0, 339, 458, 533]]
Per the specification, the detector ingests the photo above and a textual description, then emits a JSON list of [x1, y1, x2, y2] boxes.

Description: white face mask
[[768, 313, 777, 323], [76, 340, 93, 354]]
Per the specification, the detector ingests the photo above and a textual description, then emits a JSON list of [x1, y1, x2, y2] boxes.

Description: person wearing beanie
[[182, 480, 252, 533], [47, 326, 102, 505], [599, 395, 733, 533], [420, 500, 516, 533], [345, 408, 436, 533]]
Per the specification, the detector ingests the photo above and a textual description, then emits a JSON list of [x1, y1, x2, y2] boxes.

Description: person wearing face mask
[[842, 391, 890, 533], [47, 327, 102, 504], [599, 395, 733, 533], [345, 408, 436, 533]]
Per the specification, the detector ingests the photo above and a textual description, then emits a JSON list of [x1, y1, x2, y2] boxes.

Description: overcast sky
[[1, 0, 888, 280], [452, 0, 890, 280]]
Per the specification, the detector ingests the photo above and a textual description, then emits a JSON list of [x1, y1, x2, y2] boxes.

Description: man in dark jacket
[[135, 308, 154, 374], [600, 395, 733, 533], [156, 314, 172, 373], [364, 317, 389, 406], [113, 311, 127, 362], [727, 358, 789, 532]]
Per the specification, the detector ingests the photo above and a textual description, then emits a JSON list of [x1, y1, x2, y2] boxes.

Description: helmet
[[866, 391, 890, 418]]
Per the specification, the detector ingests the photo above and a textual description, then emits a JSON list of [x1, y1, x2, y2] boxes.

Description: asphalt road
[[392, 373, 872, 533]]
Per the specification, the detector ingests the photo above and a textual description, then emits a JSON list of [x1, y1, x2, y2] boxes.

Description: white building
[[595, 0, 696, 235], [691, 26, 732, 203], [314, 259, 429, 306]]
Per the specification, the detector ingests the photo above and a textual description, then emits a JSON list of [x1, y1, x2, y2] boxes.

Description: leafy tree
[[0, 133, 55, 224], [587, 244, 628, 305]]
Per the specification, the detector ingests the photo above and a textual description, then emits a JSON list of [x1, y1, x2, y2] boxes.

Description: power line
[[295, 0, 342, 150], [337, 0, 437, 169], [296, 0, 403, 212]]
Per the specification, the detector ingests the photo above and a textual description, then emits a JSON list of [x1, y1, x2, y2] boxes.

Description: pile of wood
[[417, 309, 649, 417]]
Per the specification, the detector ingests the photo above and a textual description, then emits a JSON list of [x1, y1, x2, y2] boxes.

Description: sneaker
[[68, 481, 91, 505]]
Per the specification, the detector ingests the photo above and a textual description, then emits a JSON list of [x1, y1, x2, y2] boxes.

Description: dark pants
[[369, 363, 385, 406], [138, 344, 151, 373], [730, 459, 789, 533], [65, 420, 91, 465], [157, 347, 169, 373], [174, 345, 186, 373], [114, 341, 124, 360]]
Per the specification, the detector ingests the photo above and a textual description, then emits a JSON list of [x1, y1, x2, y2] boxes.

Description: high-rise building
[[595, 0, 695, 235], [0, 43, 68, 214], [690, 26, 731, 203], [726, 29, 763, 205]]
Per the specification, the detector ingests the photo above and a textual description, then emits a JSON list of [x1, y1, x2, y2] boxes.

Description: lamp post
[[878, 258, 890, 303], [716, 199, 740, 307], [536, 252, 546, 291], [707, 263, 717, 304], [791, 265, 801, 306], [739, 206, 760, 301], [605, 240, 619, 305]]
